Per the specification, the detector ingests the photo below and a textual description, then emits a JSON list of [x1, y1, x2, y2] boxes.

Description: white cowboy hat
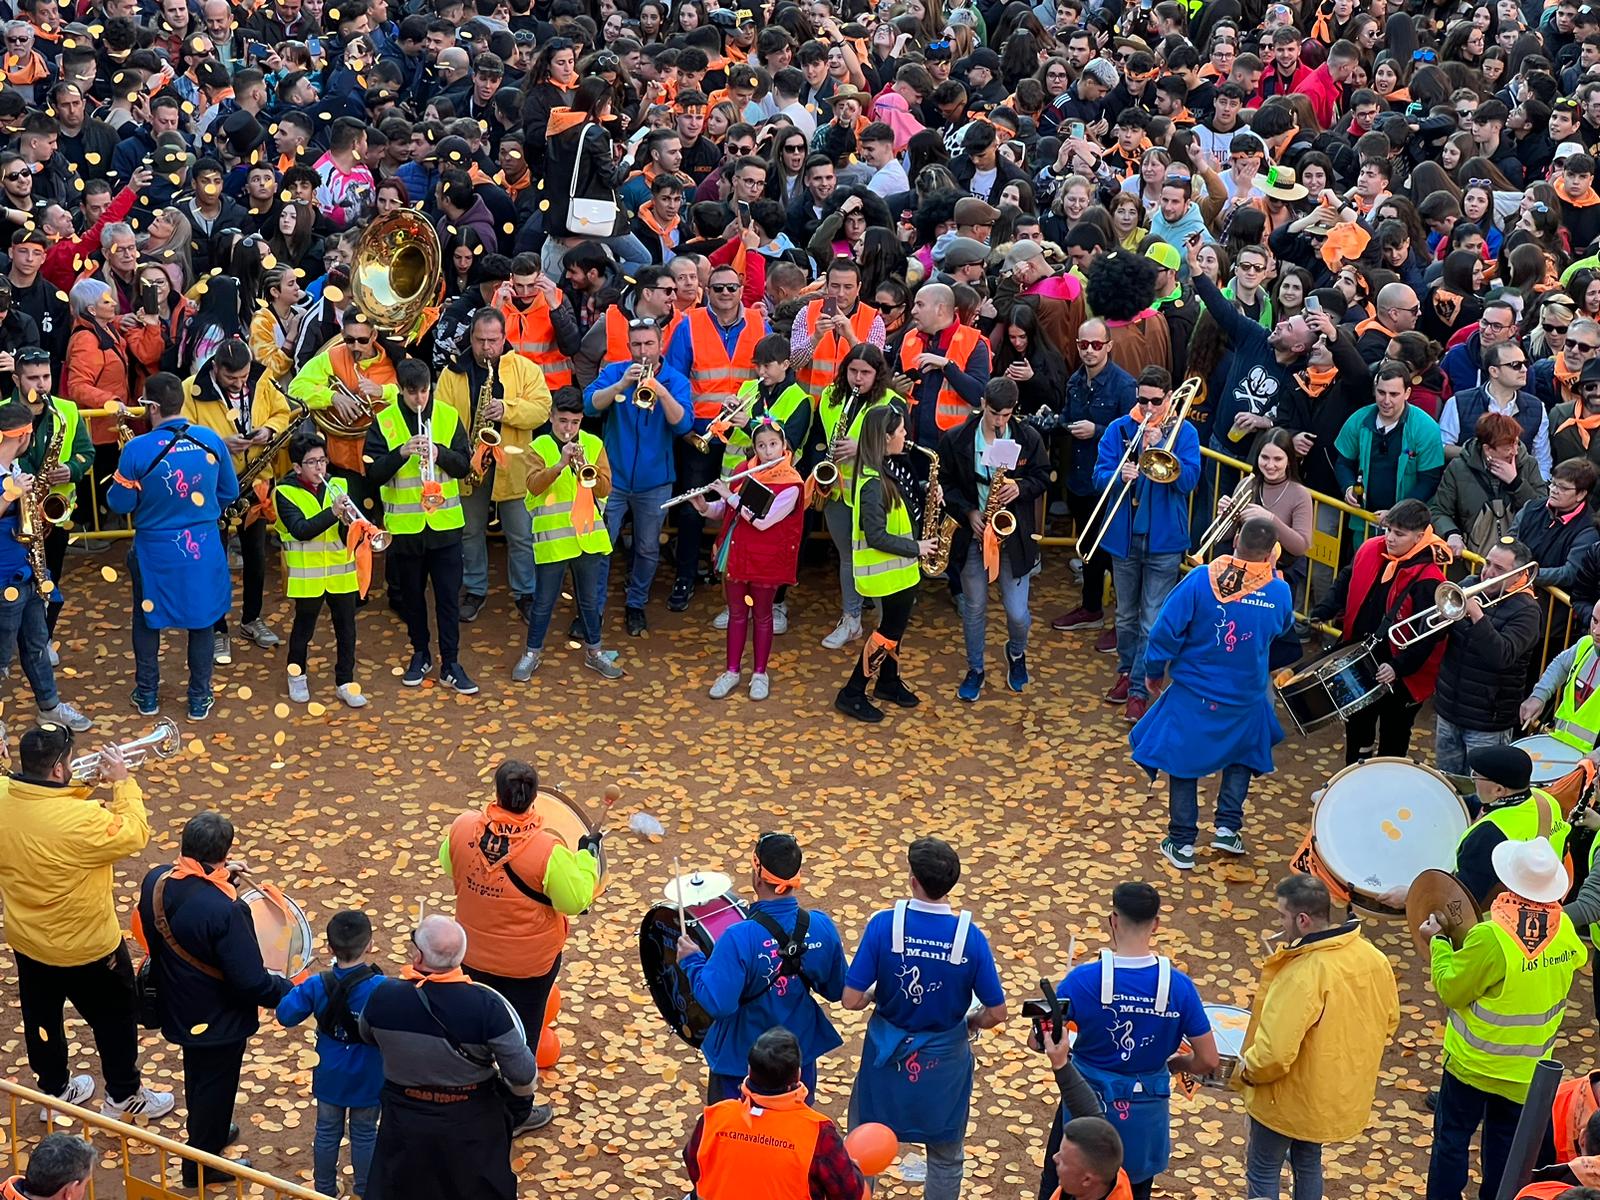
[[1491, 837, 1568, 904]]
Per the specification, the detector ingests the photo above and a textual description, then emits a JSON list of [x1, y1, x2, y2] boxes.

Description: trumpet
[[1189, 474, 1260, 565], [417, 415, 445, 512], [632, 360, 658, 410], [571, 438, 598, 488], [686, 391, 758, 453], [1079, 376, 1202, 561], [1387, 564, 1539, 650], [69, 718, 182, 782], [327, 478, 392, 551]]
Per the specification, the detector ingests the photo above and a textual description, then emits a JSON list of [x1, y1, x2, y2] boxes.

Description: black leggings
[[287, 591, 358, 684], [1065, 488, 1112, 613], [841, 586, 916, 695], [1344, 689, 1422, 764]]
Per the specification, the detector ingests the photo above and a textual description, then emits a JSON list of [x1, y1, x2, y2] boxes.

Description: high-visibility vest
[[1442, 915, 1586, 1093], [718, 378, 812, 475], [525, 431, 611, 564], [36, 397, 77, 512], [684, 306, 764, 420], [694, 1096, 828, 1200], [900, 323, 985, 431], [1457, 790, 1571, 864], [796, 299, 879, 404], [851, 465, 919, 597], [1552, 637, 1600, 751], [447, 806, 566, 977], [501, 293, 572, 391], [273, 481, 358, 597], [817, 386, 894, 503], [327, 345, 398, 474], [374, 402, 464, 534]]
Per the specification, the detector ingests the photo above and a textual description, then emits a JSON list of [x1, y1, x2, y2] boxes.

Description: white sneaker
[[40, 1075, 94, 1121], [821, 615, 862, 649], [709, 670, 741, 699], [749, 672, 770, 700], [288, 673, 310, 703], [39, 701, 92, 732], [100, 1085, 176, 1122], [46, 642, 59, 667], [772, 603, 789, 635], [336, 683, 367, 708], [712, 607, 729, 630]]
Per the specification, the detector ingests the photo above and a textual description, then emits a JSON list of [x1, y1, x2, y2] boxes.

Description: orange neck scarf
[[1295, 364, 1338, 396], [1379, 526, 1453, 583], [738, 1080, 810, 1124], [1432, 290, 1464, 328], [1558, 397, 1600, 448], [1209, 554, 1278, 601], [400, 964, 473, 986], [1355, 317, 1396, 341], [170, 856, 236, 900], [1489, 891, 1561, 959], [1558, 177, 1600, 208], [636, 200, 679, 241]]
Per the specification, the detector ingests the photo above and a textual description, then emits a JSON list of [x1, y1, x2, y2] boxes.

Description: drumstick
[[673, 856, 687, 937]]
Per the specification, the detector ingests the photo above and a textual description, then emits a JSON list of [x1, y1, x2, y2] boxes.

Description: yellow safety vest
[[1552, 637, 1600, 751], [375, 403, 464, 535], [35, 398, 78, 513], [525, 431, 611, 564], [851, 465, 919, 598], [273, 482, 357, 598], [1457, 790, 1571, 864], [816, 387, 896, 503]]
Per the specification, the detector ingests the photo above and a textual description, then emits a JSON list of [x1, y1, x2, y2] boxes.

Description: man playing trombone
[[1090, 366, 1200, 725], [936, 379, 1050, 701]]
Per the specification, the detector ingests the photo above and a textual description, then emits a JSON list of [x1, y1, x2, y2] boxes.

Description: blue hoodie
[[583, 361, 694, 492]]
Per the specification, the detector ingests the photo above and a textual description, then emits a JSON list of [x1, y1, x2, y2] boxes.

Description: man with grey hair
[[0, 1132, 94, 1199], [1356, 283, 1420, 366], [358, 914, 538, 1200], [1044, 56, 1118, 136]]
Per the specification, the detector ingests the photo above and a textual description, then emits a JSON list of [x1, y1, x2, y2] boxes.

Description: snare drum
[[1198, 1004, 1252, 1087], [238, 882, 313, 979], [1274, 637, 1389, 736], [1514, 735, 1585, 788], [1308, 758, 1470, 914], [638, 891, 750, 1046], [535, 787, 610, 898]]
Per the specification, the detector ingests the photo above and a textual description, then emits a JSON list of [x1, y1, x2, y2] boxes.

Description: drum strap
[[890, 900, 973, 965], [317, 964, 382, 1043], [413, 984, 494, 1070], [501, 861, 554, 908], [742, 909, 819, 1003], [150, 873, 224, 981], [1099, 950, 1171, 1013]]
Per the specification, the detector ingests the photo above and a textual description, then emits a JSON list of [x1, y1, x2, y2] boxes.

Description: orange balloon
[[844, 1123, 898, 1176], [543, 984, 563, 1025], [536, 1025, 561, 1068]]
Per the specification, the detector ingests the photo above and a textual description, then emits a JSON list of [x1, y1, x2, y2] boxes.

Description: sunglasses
[[1466, 177, 1491, 189], [709, 282, 741, 293], [1413, 48, 1437, 61], [1545, 324, 1571, 335], [1077, 338, 1109, 350], [1496, 358, 1529, 368], [2, 171, 28, 182], [1573, 341, 1600, 352]]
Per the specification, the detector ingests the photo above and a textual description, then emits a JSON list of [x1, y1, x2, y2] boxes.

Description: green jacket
[[1333, 402, 1447, 537]]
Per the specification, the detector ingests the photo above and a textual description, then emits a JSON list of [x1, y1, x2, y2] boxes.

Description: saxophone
[[220, 402, 307, 536], [912, 445, 957, 576], [17, 412, 68, 596], [981, 465, 1018, 540], [463, 360, 501, 495]]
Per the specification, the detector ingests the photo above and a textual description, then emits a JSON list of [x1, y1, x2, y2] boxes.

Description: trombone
[[686, 390, 758, 453], [1188, 474, 1260, 565], [1079, 376, 1202, 561], [1387, 563, 1539, 650]]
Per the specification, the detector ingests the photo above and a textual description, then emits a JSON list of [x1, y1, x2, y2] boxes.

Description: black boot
[[872, 657, 920, 707], [834, 686, 884, 722]]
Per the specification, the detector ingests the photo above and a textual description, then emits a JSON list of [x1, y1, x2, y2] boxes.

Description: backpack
[[315, 965, 382, 1043]]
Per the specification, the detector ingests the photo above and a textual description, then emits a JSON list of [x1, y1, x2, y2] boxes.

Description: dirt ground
[[0, 544, 1592, 1199]]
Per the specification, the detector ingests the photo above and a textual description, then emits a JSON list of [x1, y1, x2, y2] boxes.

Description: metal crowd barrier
[[63, 405, 134, 542], [1037, 445, 1581, 670], [0, 1078, 329, 1199]]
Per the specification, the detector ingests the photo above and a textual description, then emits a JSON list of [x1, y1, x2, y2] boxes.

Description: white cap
[[1554, 141, 1587, 163]]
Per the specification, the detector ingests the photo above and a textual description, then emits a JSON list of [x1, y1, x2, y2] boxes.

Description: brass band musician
[[288, 308, 399, 500]]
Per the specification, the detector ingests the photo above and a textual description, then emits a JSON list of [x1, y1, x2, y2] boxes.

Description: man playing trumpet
[[936, 379, 1049, 702], [273, 430, 374, 709]]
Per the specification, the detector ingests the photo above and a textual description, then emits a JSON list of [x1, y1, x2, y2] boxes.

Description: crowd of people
[[1, 0, 1600, 1193]]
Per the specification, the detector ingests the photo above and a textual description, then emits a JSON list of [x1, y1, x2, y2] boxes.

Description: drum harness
[[1098, 950, 1172, 1096], [891, 899, 972, 965], [148, 873, 224, 981], [740, 909, 823, 1003], [316, 964, 383, 1044], [484, 830, 599, 915]]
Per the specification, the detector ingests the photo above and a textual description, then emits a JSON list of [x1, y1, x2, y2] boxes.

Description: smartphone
[[1068, 120, 1086, 140], [306, 34, 322, 56], [247, 41, 271, 58], [1305, 293, 1322, 314], [139, 282, 160, 317], [736, 199, 751, 227], [821, 296, 839, 318]]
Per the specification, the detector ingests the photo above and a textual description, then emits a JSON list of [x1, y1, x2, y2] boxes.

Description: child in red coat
[[691, 420, 804, 700]]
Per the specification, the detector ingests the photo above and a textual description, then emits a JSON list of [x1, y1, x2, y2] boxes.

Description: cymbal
[[663, 871, 733, 907], [1406, 868, 1481, 952]]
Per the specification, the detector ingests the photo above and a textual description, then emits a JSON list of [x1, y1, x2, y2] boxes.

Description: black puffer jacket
[[1511, 497, 1600, 591], [1432, 586, 1542, 732]]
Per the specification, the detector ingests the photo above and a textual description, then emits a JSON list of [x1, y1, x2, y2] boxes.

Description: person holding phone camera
[[1037, 1018, 1138, 1200], [839, 837, 1006, 1200]]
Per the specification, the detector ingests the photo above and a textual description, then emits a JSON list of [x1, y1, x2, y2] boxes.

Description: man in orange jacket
[[683, 1027, 865, 1200], [0, 1133, 93, 1200], [1042, 1019, 1136, 1200]]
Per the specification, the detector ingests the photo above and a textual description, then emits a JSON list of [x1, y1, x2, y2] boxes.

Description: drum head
[[1313, 758, 1469, 911], [1513, 735, 1586, 787], [662, 871, 734, 907], [638, 904, 717, 1048], [534, 787, 608, 897], [1407, 869, 1482, 952], [239, 883, 313, 978], [1204, 1004, 1251, 1059], [1276, 641, 1385, 735]]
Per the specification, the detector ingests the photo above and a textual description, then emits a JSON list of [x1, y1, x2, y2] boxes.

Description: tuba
[[310, 210, 442, 440]]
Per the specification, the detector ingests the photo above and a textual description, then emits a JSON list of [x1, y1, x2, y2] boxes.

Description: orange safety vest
[[684, 306, 764, 420], [1515, 1185, 1575, 1199], [1555, 1072, 1600, 1162], [327, 345, 398, 474], [796, 299, 879, 404], [900, 324, 985, 431], [447, 807, 567, 977], [1049, 1171, 1136, 1200], [500, 293, 571, 391], [695, 1097, 829, 1200], [604, 303, 677, 367]]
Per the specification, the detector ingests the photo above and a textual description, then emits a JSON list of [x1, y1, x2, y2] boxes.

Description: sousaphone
[[311, 208, 443, 439]]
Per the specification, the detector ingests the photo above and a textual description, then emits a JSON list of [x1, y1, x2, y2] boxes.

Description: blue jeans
[[128, 550, 212, 705], [526, 553, 605, 650], [1167, 763, 1253, 847], [1245, 1116, 1323, 1200], [461, 480, 535, 600], [596, 484, 671, 616], [540, 232, 652, 279], [862, 1139, 965, 1200], [1433, 716, 1510, 777], [823, 497, 861, 620], [314, 1100, 378, 1197], [958, 541, 1032, 672], [1111, 538, 1182, 698], [0, 582, 59, 710], [1425, 1070, 1522, 1200]]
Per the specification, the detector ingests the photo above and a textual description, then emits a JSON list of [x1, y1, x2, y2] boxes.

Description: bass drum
[[535, 786, 609, 898], [238, 881, 314, 979], [638, 892, 748, 1047]]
